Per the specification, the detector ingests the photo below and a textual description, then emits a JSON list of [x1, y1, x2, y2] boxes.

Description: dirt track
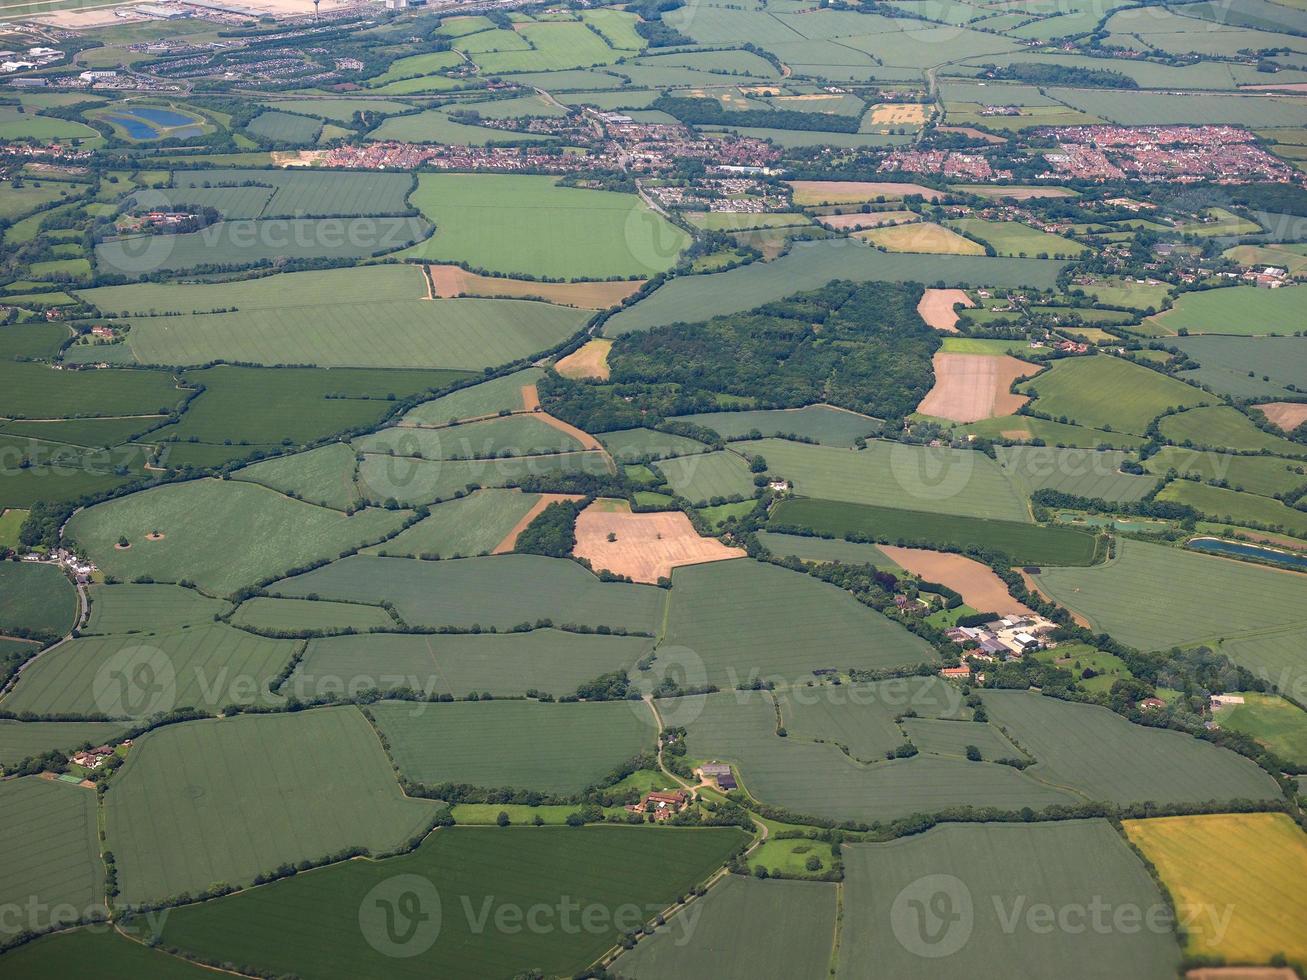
[[880, 546, 1036, 618], [916, 352, 1037, 423], [573, 499, 744, 583], [916, 288, 974, 332], [492, 493, 586, 554]]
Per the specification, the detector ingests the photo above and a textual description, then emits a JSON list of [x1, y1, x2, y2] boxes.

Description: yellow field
[[866, 103, 929, 126], [787, 180, 942, 205], [554, 338, 612, 380], [1123, 813, 1307, 967], [855, 222, 986, 255]]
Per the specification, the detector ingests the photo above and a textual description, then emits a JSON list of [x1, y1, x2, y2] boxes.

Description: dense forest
[[609, 280, 939, 421]]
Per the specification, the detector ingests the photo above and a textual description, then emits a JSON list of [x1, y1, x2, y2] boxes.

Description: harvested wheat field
[[492, 493, 586, 553], [554, 339, 612, 380], [880, 546, 1035, 618], [916, 352, 1037, 423], [954, 185, 1076, 200], [916, 288, 974, 332], [427, 265, 643, 309], [573, 498, 744, 583], [866, 103, 929, 126], [1257, 402, 1307, 432], [936, 125, 1005, 144], [855, 222, 984, 255], [787, 180, 943, 205], [817, 211, 916, 231]]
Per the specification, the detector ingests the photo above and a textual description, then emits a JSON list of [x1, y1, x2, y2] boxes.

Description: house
[[69, 745, 114, 769], [626, 789, 689, 821], [1139, 697, 1166, 711], [1012, 631, 1042, 653], [90, 325, 115, 339], [940, 665, 971, 680]]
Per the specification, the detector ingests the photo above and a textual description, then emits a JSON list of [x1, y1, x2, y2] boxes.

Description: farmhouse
[[69, 745, 115, 769], [626, 790, 689, 821], [940, 665, 972, 680]]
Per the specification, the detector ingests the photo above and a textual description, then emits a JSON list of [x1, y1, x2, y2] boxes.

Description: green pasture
[[1216, 693, 1307, 765], [228, 597, 392, 633], [1145, 447, 1307, 498], [1159, 405, 1305, 456], [1175, 335, 1307, 401], [754, 530, 898, 568], [400, 368, 545, 425], [597, 427, 708, 463], [1159, 480, 1307, 536], [166, 169, 414, 218], [245, 110, 321, 144], [66, 479, 409, 597], [356, 414, 584, 460], [665, 559, 935, 688], [1151, 286, 1305, 337], [676, 405, 881, 447], [0, 361, 183, 421], [947, 217, 1089, 258], [364, 488, 541, 558], [83, 583, 230, 634], [995, 446, 1157, 503], [0, 561, 76, 637], [1020, 355, 1207, 435], [104, 707, 438, 906], [282, 628, 654, 702], [357, 450, 611, 506], [270, 554, 666, 633], [0, 928, 217, 979], [400, 174, 690, 279], [652, 451, 755, 506], [232, 443, 360, 511], [371, 699, 655, 794]]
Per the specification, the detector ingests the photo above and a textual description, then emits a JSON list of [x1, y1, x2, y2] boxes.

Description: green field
[[1, 624, 295, 718], [400, 174, 690, 279], [1215, 692, 1307, 765], [76, 266, 586, 371], [675, 405, 881, 447], [66, 479, 409, 597], [400, 368, 544, 425], [96, 217, 430, 274], [1158, 480, 1307, 536], [1033, 538, 1307, 654], [664, 559, 936, 688], [839, 821, 1179, 980], [0, 361, 183, 421], [149, 826, 744, 979], [0, 778, 102, 939], [0, 562, 76, 637], [0, 928, 219, 979], [605, 240, 1067, 335], [957, 414, 1148, 450], [1159, 405, 1305, 456], [1124, 813, 1307, 968], [597, 427, 708, 463], [1151, 285, 1305, 336], [270, 554, 666, 632], [83, 584, 229, 635], [370, 699, 655, 794], [357, 450, 611, 506], [754, 530, 898, 568], [947, 217, 1089, 258], [228, 597, 393, 633], [652, 451, 756, 506], [158, 365, 470, 451], [166, 169, 414, 218], [104, 707, 438, 906], [682, 690, 1076, 822], [615, 875, 837, 977], [981, 690, 1278, 805], [1076, 276, 1171, 311], [363, 489, 541, 558], [1175, 336, 1307, 401], [232, 443, 360, 511], [1, 416, 161, 448], [0, 719, 127, 767], [356, 414, 584, 460], [245, 110, 322, 143], [756, 439, 1030, 522], [283, 628, 654, 702], [1020, 356, 1207, 435], [1145, 447, 1307, 498], [771, 498, 1099, 565], [900, 717, 1018, 760], [995, 446, 1157, 503]]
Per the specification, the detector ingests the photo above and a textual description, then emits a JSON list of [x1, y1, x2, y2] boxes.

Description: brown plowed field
[[916, 352, 1037, 423], [573, 499, 745, 583], [880, 546, 1036, 618], [427, 265, 643, 309], [916, 288, 974, 332], [554, 339, 612, 380], [1257, 402, 1307, 432]]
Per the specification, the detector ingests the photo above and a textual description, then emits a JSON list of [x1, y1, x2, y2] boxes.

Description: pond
[[1186, 536, 1307, 572], [127, 107, 201, 128]]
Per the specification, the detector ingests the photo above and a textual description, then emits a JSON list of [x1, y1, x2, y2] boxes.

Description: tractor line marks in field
[[491, 492, 586, 554], [572, 499, 745, 583], [916, 352, 1038, 423]]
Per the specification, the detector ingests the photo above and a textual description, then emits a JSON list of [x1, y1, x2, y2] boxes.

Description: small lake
[[128, 107, 200, 128], [1187, 536, 1307, 572], [105, 114, 159, 140]]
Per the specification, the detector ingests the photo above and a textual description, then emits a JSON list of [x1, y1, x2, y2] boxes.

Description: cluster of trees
[[610, 280, 939, 422], [513, 499, 586, 557], [983, 62, 1137, 89], [652, 95, 862, 134]]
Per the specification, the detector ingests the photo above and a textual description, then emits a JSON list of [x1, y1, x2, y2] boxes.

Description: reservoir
[[1187, 536, 1307, 571]]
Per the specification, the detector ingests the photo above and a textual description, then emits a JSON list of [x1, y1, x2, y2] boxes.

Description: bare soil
[[572, 499, 745, 583], [880, 547, 1036, 618], [554, 339, 612, 380], [1256, 402, 1307, 432], [916, 352, 1037, 423], [916, 288, 974, 332]]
